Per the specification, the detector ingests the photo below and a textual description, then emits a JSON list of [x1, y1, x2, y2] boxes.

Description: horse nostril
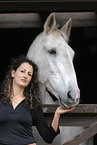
[[75, 97, 79, 103], [67, 91, 73, 102], [67, 91, 79, 103]]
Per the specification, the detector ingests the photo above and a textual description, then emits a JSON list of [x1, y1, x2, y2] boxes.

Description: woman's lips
[[21, 79, 26, 83]]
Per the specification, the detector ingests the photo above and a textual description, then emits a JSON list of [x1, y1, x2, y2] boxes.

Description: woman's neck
[[11, 84, 25, 99]]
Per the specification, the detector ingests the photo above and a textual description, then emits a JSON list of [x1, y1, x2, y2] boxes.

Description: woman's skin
[[52, 106, 75, 132], [11, 62, 75, 145]]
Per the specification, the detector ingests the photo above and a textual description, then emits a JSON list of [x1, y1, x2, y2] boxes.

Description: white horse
[[27, 13, 92, 145]]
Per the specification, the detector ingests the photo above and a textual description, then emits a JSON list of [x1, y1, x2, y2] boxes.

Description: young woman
[[0, 55, 75, 145]]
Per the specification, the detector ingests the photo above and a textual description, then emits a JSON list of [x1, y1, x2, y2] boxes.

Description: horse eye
[[48, 49, 56, 55]]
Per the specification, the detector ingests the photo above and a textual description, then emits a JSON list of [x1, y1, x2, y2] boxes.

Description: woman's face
[[11, 62, 33, 88]]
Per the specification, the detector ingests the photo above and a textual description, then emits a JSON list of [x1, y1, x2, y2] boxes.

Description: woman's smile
[[21, 78, 27, 83]]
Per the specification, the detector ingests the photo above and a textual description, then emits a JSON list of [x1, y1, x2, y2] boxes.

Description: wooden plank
[[0, 1, 97, 12], [43, 104, 97, 126], [56, 12, 97, 27], [43, 104, 97, 114], [45, 113, 97, 126], [0, 13, 43, 28], [0, 12, 97, 28], [62, 121, 97, 145]]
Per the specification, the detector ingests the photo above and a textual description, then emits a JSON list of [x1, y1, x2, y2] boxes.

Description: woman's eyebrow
[[22, 68, 32, 73], [28, 71, 32, 74], [21, 68, 26, 71]]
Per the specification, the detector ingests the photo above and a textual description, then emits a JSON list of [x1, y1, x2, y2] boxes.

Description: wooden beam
[[0, 12, 97, 28], [56, 12, 97, 27], [62, 121, 97, 145], [0, 1, 97, 12], [43, 104, 97, 126], [45, 113, 97, 126], [0, 13, 43, 28], [43, 104, 97, 114]]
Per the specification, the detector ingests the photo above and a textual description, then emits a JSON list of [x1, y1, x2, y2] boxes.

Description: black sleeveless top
[[0, 99, 60, 145]]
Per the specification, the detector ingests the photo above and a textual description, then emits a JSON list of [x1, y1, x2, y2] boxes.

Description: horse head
[[27, 13, 80, 109]]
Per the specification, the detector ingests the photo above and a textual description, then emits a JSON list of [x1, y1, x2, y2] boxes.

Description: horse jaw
[[39, 83, 57, 105]]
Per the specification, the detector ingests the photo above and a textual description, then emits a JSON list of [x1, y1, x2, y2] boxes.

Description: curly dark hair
[[0, 55, 41, 113]]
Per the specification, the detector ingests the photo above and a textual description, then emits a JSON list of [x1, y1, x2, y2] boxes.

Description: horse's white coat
[[27, 13, 93, 145]]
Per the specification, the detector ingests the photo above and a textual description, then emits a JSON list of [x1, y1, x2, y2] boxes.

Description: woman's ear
[[11, 70, 15, 78]]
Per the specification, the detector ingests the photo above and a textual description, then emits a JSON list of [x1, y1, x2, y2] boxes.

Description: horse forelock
[[44, 29, 69, 43]]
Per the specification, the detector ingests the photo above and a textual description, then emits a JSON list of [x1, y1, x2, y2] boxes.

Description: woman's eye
[[28, 73, 32, 77], [48, 49, 56, 55], [20, 70, 24, 73], [28, 74, 32, 76]]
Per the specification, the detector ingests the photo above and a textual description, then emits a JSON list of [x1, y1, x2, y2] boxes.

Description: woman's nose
[[24, 73, 28, 78]]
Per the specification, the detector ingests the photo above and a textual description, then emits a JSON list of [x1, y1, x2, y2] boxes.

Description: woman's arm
[[32, 106, 75, 143], [32, 106, 60, 144], [51, 106, 75, 132]]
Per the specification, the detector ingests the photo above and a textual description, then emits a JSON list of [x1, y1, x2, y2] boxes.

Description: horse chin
[[59, 96, 70, 109], [59, 96, 77, 109]]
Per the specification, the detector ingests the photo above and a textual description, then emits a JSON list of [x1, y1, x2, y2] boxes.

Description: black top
[[0, 99, 60, 145]]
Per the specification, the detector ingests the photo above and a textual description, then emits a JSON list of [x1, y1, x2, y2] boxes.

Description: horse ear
[[61, 18, 72, 37], [44, 13, 56, 34]]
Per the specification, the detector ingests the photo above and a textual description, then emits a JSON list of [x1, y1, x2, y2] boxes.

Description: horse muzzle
[[59, 90, 80, 109]]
